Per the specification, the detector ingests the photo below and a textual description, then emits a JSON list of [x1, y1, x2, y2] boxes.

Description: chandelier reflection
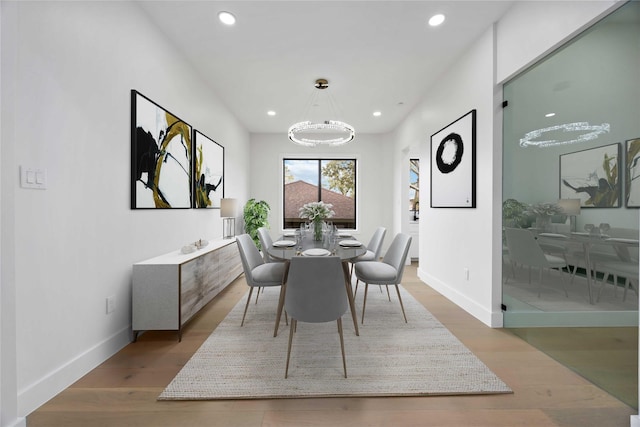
[[520, 122, 610, 148]]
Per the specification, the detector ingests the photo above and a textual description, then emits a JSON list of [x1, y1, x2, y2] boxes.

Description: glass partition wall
[[502, 1, 640, 327]]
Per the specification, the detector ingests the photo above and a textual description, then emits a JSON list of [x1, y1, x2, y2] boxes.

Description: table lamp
[[220, 198, 238, 239], [557, 198, 581, 232]]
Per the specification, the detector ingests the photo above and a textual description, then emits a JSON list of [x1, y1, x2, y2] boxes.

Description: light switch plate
[[20, 166, 47, 189]]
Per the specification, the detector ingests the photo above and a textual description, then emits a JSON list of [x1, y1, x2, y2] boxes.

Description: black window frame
[[282, 158, 357, 230]]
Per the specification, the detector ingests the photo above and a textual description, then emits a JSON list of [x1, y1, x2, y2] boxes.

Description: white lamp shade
[[557, 198, 581, 216], [220, 198, 237, 218]]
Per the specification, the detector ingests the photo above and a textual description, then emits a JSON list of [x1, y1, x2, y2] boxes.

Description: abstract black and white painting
[[131, 90, 192, 209], [625, 138, 640, 207], [559, 143, 620, 208], [193, 130, 224, 208], [430, 109, 476, 208]]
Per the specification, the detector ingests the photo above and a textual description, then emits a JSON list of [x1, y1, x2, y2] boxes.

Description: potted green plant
[[502, 199, 530, 228], [243, 199, 271, 249]]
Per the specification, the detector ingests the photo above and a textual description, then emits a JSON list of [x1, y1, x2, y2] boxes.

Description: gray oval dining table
[[267, 233, 367, 337]]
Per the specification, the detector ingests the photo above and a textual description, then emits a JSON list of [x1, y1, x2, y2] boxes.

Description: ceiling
[[137, 1, 515, 135]]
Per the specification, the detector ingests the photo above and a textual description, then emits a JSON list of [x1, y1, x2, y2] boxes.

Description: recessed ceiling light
[[373, 111, 382, 117], [218, 11, 236, 26], [267, 110, 276, 116], [428, 14, 445, 27], [545, 112, 556, 117]]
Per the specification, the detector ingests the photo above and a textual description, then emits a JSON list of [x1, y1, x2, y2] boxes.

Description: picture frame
[[625, 138, 640, 207], [559, 142, 621, 208], [193, 130, 224, 208], [430, 109, 476, 208], [131, 90, 192, 209]]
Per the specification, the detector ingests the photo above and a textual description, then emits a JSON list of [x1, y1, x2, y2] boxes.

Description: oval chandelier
[[288, 79, 355, 147]]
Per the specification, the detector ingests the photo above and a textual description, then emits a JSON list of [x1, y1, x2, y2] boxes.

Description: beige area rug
[[159, 285, 512, 400]]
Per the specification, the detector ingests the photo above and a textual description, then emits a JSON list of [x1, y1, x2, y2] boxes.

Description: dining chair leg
[[537, 267, 543, 297], [394, 284, 408, 323], [623, 278, 638, 301], [274, 262, 290, 337], [255, 287, 262, 304], [597, 272, 610, 302], [385, 285, 391, 301], [337, 318, 347, 378], [361, 283, 369, 324], [558, 268, 569, 297], [241, 287, 254, 327], [285, 319, 296, 378], [274, 284, 287, 337]]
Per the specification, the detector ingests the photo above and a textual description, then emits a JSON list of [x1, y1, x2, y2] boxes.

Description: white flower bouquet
[[299, 201, 335, 221]]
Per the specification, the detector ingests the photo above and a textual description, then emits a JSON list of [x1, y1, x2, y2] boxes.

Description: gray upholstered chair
[[597, 260, 638, 302], [354, 232, 412, 324], [350, 227, 386, 297], [352, 227, 386, 265], [504, 228, 568, 298], [257, 227, 279, 263], [596, 236, 639, 302], [284, 256, 348, 379], [255, 227, 284, 304], [236, 234, 286, 327]]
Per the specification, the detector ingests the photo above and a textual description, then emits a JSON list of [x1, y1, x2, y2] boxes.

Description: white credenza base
[[132, 238, 242, 341]]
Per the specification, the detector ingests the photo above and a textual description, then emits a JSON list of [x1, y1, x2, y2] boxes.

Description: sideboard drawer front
[[218, 242, 242, 286], [181, 249, 220, 325]]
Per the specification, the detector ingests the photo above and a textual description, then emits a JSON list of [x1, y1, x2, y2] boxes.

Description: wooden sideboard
[[132, 238, 242, 341]]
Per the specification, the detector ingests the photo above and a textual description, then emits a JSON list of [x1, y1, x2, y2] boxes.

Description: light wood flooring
[[28, 264, 637, 427]]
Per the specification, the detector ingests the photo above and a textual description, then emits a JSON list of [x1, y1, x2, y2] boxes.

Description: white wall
[[248, 133, 394, 250], [1, 1, 250, 422], [391, 0, 627, 330], [496, 0, 622, 83], [394, 26, 501, 327]]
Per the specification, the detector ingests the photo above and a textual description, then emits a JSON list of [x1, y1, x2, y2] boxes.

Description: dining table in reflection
[[267, 229, 366, 337]]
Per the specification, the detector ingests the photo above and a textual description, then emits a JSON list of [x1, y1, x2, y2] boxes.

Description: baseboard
[[631, 415, 639, 427], [417, 267, 501, 327], [18, 325, 131, 417], [3, 417, 26, 427]]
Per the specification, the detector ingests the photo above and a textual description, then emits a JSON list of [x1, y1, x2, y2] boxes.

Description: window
[[283, 159, 357, 229], [410, 159, 419, 221]]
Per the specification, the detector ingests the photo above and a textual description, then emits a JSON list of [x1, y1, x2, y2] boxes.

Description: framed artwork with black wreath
[[430, 109, 476, 208]]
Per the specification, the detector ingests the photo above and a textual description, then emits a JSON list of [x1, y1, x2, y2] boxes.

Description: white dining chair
[[284, 256, 348, 378], [236, 234, 287, 327], [354, 232, 412, 324], [596, 236, 639, 302], [504, 228, 569, 298], [596, 260, 638, 302]]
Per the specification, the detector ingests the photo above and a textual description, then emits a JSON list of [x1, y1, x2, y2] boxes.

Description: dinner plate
[[302, 248, 331, 256], [339, 240, 362, 247], [337, 232, 352, 238], [273, 240, 295, 247], [283, 229, 297, 237], [538, 233, 567, 239]]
